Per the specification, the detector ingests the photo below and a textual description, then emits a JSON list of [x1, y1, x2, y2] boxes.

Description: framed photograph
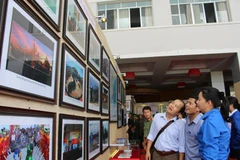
[[101, 119, 109, 153], [0, 107, 55, 160], [117, 103, 122, 128], [30, 0, 61, 31], [87, 118, 101, 160], [117, 77, 122, 101], [0, 0, 58, 100], [58, 114, 85, 160], [87, 69, 100, 113], [87, 24, 101, 74], [122, 87, 126, 106], [60, 44, 85, 109], [101, 46, 109, 83], [101, 82, 109, 115], [110, 64, 117, 122], [122, 107, 127, 126], [0, 0, 7, 32], [0, 0, 7, 55], [63, 0, 87, 58]]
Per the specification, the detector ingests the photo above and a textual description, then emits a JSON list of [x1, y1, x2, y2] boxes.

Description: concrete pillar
[[211, 71, 225, 93]]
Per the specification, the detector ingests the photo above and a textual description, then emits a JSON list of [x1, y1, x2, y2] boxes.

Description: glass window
[[107, 9, 118, 29], [107, 3, 120, 10], [97, 1, 152, 30], [122, 2, 136, 8], [98, 4, 105, 10], [141, 7, 153, 27], [170, 0, 229, 25], [119, 9, 129, 29], [216, 2, 229, 22], [170, 0, 178, 4], [172, 15, 180, 25], [137, 1, 152, 6], [171, 5, 179, 14], [98, 11, 106, 29], [193, 4, 205, 23], [180, 4, 193, 24]]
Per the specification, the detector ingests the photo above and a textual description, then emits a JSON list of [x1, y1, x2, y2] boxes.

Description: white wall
[[104, 23, 240, 59]]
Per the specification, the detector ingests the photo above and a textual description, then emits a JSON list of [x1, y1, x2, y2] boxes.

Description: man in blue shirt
[[185, 93, 203, 160], [145, 99, 185, 160], [227, 96, 240, 160]]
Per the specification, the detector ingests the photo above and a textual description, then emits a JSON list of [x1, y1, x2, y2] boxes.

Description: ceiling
[[116, 53, 235, 98]]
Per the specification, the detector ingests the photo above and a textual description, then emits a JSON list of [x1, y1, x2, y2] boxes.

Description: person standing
[[227, 96, 240, 160], [127, 113, 134, 140], [185, 92, 203, 160], [145, 99, 186, 160], [142, 106, 153, 150], [196, 87, 230, 160]]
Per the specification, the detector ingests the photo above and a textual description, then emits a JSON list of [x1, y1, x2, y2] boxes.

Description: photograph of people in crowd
[[62, 123, 83, 160], [0, 124, 51, 160]]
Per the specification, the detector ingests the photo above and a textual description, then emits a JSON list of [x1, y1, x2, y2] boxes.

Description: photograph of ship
[[64, 52, 84, 103], [102, 121, 109, 150], [88, 120, 100, 159], [7, 20, 53, 86], [102, 85, 109, 114], [62, 124, 83, 160], [88, 73, 100, 111], [0, 124, 51, 160]]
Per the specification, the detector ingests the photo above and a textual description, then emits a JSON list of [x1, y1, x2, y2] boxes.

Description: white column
[[210, 71, 225, 93]]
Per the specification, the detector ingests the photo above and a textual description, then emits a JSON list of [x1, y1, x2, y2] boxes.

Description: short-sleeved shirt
[[185, 113, 203, 160], [147, 113, 185, 153]]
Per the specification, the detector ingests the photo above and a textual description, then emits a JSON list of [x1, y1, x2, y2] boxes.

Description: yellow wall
[[234, 81, 240, 101]]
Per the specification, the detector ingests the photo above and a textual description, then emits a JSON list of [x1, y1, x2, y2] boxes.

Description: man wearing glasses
[[145, 99, 185, 160]]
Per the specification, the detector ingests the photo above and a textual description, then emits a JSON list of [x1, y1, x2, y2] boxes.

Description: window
[[98, 1, 153, 30], [170, 0, 230, 25]]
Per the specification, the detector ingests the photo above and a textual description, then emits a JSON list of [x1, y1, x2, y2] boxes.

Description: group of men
[[130, 92, 240, 160]]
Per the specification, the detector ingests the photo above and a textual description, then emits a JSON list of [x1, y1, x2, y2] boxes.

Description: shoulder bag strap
[[152, 120, 174, 147]]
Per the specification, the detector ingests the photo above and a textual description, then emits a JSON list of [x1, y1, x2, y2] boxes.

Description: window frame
[[97, 1, 152, 30], [170, 0, 229, 25]]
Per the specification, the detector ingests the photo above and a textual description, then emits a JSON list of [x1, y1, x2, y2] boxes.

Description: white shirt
[[147, 112, 185, 153]]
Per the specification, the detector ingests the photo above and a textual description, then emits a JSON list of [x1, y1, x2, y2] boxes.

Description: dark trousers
[[229, 148, 240, 160]]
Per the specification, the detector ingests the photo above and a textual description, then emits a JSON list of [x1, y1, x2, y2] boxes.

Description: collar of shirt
[[229, 109, 238, 117], [144, 115, 153, 122], [201, 108, 219, 120], [187, 113, 203, 125], [161, 112, 177, 121]]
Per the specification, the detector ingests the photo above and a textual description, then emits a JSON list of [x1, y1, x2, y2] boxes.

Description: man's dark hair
[[142, 106, 151, 113]]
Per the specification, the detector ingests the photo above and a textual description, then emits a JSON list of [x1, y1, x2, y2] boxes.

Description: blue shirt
[[185, 113, 203, 160], [230, 109, 240, 149], [147, 113, 185, 153], [197, 109, 230, 160]]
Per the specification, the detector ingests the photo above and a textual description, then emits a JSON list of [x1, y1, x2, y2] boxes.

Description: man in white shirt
[[145, 99, 185, 160]]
